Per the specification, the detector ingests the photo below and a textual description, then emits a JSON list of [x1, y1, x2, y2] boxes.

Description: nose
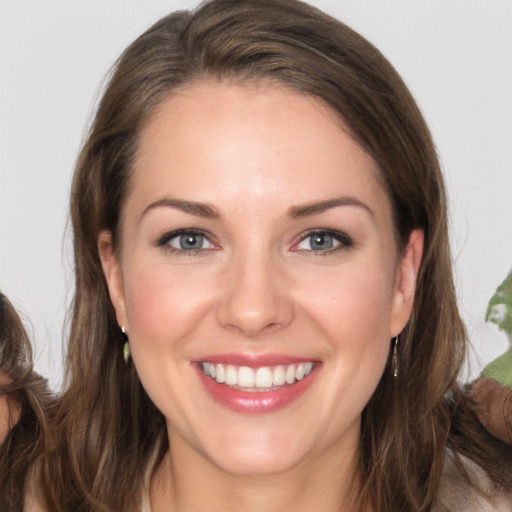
[[215, 250, 294, 338]]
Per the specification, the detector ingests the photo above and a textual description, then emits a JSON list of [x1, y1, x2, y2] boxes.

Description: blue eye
[[158, 230, 214, 252], [295, 230, 352, 252]]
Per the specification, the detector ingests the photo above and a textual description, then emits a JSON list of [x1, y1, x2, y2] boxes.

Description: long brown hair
[[45, 1, 511, 510], [0, 292, 55, 511]]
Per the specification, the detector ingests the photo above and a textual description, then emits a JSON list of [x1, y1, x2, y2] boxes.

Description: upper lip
[[193, 353, 319, 368]]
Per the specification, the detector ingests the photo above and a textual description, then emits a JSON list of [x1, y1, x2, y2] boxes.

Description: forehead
[[128, 81, 389, 219]]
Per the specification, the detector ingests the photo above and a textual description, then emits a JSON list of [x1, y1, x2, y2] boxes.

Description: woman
[[26, 0, 512, 510], [0, 292, 54, 512]]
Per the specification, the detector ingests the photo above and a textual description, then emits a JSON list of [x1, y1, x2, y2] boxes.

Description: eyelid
[[290, 229, 353, 253], [155, 228, 352, 255], [156, 228, 218, 253]]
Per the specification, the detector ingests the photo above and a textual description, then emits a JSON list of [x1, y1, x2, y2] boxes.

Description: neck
[[150, 422, 365, 512]]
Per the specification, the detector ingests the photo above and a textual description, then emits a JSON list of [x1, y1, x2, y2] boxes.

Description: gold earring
[[392, 336, 399, 378], [121, 326, 130, 364]]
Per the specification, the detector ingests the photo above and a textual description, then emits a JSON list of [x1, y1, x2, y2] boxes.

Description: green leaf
[[481, 348, 512, 389], [485, 268, 512, 338]]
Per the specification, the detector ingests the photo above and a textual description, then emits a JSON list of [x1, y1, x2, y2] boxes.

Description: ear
[[98, 230, 128, 331], [389, 229, 424, 337]]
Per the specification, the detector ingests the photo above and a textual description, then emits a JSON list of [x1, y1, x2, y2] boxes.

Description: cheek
[[124, 263, 214, 349], [298, 259, 394, 394], [301, 258, 394, 339], [121, 264, 214, 421]]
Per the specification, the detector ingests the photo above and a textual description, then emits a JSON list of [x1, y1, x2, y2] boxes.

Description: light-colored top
[[433, 452, 512, 512]]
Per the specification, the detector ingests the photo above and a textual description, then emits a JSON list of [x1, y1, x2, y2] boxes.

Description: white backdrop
[[1, 0, 511, 390]]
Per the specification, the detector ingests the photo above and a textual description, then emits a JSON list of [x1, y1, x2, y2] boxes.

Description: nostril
[[215, 265, 295, 337]]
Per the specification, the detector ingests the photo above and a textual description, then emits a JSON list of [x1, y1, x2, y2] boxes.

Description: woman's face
[[100, 81, 422, 475]]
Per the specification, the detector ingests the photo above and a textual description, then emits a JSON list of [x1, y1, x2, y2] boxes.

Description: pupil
[[180, 234, 202, 250], [311, 233, 333, 250]]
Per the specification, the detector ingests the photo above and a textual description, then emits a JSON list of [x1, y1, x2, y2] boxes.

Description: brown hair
[[0, 292, 54, 511], [45, 0, 512, 510]]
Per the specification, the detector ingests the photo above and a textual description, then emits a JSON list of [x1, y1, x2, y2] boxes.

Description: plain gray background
[[1, 0, 511, 390]]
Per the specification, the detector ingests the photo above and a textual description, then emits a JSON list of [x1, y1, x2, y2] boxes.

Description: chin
[[209, 445, 305, 476], [197, 423, 314, 476]]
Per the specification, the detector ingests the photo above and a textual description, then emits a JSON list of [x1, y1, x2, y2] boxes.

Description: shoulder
[[434, 452, 512, 512]]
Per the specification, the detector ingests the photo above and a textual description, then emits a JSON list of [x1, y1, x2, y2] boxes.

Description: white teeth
[[272, 365, 286, 386], [201, 361, 315, 389], [238, 366, 255, 387], [225, 365, 238, 386], [215, 364, 225, 383], [255, 367, 273, 388], [202, 362, 212, 376], [285, 365, 296, 384]]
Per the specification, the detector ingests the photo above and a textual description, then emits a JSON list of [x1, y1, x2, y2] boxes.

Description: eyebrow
[[140, 198, 220, 219], [288, 197, 374, 219], [140, 196, 374, 221]]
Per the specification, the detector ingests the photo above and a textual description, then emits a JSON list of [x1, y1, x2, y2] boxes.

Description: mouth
[[201, 361, 315, 391], [196, 358, 319, 413]]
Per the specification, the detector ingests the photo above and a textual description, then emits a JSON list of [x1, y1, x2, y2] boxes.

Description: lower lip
[[196, 365, 318, 414]]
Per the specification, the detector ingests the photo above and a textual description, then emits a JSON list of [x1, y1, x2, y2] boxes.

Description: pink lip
[[194, 352, 315, 368], [195, 358, 320, 414]]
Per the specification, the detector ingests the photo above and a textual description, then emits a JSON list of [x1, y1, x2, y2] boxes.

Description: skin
[[99, 81, 423, 512]]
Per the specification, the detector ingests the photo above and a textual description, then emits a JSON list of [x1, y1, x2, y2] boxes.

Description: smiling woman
[[98, 82, 421, 482], [17, 0, 512, 511]]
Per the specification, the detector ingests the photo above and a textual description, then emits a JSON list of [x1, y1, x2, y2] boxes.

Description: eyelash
[[291, 229, 354, 255], [156, 228, 353, 255], [156, 229, 215, 255]]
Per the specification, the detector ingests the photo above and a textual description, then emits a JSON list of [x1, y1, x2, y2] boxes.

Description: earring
[[392, 336, 399, 378], [121, 326, 130, 364]]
